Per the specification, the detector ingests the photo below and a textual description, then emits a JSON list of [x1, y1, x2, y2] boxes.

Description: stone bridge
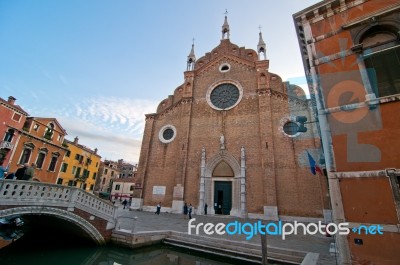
[[0, 180, 117, 245]]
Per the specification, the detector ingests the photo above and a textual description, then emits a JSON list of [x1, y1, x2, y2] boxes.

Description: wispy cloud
[[26, 96, 158, 162], [58, 116, 143, 162], [54, 96, 158, 162], [72, 96, 158, 139]]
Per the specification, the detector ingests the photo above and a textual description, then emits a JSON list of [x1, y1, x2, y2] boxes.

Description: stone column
[[198, 147, 206, 215], [240, 146, 247, 217]]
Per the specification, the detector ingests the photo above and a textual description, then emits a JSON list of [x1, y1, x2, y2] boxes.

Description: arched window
[[3, 129, 14, 142], [44, 123, 54, 140], [361, 25, 400, 97]]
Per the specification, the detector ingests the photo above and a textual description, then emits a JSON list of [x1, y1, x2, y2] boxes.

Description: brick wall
[[137, 39, 326, 217]]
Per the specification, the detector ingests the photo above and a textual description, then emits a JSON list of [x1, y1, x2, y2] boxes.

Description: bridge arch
[[0, 206, 105, 245]]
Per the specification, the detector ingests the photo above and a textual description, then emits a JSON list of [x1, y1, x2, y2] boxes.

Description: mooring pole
[[261, 221, 268, 265]]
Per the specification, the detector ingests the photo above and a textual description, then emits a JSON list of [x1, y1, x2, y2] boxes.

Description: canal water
[[0, 226, 263, 265]]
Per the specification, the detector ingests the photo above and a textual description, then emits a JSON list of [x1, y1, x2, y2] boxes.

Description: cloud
[[58, 115, 141, 163], [53, 96, 158, 162], [72, 96, 158, 139], [26, 95, 158, 162]]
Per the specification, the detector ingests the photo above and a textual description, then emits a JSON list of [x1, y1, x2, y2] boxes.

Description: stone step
[[164, 239, 263, 264], [316, 254, 337, 265], [168, 231, 307, 258], [164, 235, 304, 264], [168, 234, 261, 255], [170, 231, 260, 249]]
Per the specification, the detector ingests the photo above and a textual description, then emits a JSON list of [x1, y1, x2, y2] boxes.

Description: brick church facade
[[134, 16, 330, 221]]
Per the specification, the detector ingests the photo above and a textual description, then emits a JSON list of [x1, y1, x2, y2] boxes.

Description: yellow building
[[57, 136, 101, 192]]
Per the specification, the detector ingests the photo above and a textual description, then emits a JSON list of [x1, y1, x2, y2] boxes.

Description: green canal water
[[0, 227, 262, 265]]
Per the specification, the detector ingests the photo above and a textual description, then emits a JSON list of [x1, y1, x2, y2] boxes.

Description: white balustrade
[[0, 180, 116, 221]]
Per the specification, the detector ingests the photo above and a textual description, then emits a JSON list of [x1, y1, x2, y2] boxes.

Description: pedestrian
[[122, 199, 128, 209], [204, 203, 208, 215], [23, 163, 35, 180], [183, 203, 188, 219], [155, 202, 161, 215], [188, 203, 193, 219], [5, 172, 15, 179], [0, 163, 9, 179], [15, 164, 28, 180]]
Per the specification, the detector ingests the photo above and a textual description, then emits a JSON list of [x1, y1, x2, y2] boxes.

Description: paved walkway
[[114, 205, 337, 262]]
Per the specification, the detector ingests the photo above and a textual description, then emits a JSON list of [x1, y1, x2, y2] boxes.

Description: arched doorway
[[212, 161, 233, 215], [200, 149, 246, 217]]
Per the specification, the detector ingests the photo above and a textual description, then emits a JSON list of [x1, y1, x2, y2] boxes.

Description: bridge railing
[[0, 180, 116, 222]]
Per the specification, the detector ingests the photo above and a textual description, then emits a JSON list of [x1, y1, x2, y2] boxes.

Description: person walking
[[204, 203, 208, 215], [122, 199, 128, 209], [155, 202, 161, 215], [188, 203, 193, 219], [183, 203, 188, 219]]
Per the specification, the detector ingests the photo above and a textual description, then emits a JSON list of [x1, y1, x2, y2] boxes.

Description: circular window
[[283, 122, 299, 136], [163, 129, 174, 140], [209, 83, 240, 110], [159, 125, 177, 143], [219, 63, 230, 72]]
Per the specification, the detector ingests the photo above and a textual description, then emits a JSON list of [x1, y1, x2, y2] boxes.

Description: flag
[[307, 151, 324, 176], [315, 165, 324, 175], [307, 151, 316, 175]]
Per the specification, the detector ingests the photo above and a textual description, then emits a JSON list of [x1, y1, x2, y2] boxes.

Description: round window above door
[[206, 81, 243, 111]]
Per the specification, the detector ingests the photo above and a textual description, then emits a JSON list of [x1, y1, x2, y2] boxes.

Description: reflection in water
[[0, 243, 255, 265], [0, 227, 258, 265]]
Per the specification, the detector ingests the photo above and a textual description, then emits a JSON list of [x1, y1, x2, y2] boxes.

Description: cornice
[[195, 55, 256, 77], [10, 126, 69, 151], [145, 97, 193, 120], [257, 88, 309, 107]]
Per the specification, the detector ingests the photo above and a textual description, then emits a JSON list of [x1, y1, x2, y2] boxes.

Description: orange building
[[0, 96, 29, 167], [8, 117, 68, 183], [294, 0, 400, 264]]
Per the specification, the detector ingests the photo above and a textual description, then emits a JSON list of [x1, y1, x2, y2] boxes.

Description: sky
[[0, 0, 321, 163]]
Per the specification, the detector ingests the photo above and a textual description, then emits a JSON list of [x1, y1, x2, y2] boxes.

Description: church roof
[[194, 39, 258, 72]]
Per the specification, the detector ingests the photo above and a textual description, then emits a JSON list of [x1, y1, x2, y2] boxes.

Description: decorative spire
[[257, 26, 267, 60], [187, 38, 196, 71], [221, 9, 230, 40]]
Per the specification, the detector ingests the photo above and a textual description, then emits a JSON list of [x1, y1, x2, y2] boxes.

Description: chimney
[[8, 96, 16, 105], [94, 148, 98, 155], [74, 136, 79, 144]]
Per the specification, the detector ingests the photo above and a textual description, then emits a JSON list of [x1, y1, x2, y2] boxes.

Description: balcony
[[0, 141, 14, 150], [75, 174, 88, 182]]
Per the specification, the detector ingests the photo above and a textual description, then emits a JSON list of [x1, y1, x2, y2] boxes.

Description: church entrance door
[[214, 181, 232, 215]]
